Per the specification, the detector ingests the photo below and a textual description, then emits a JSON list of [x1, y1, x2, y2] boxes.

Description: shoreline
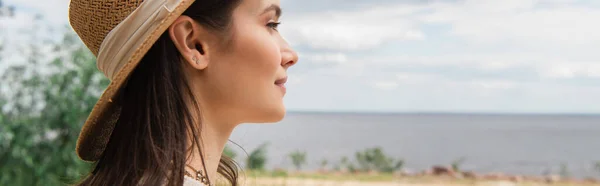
[[219, 168, 600, 186]]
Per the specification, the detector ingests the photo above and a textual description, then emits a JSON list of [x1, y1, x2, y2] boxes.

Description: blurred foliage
[[594, 162, 600, 175], [353, 147, 404, 173], [451, 156, 466, 172], [320, 158, 328, 171], [559, 163, 569, 178], [288, 150, 306, 171], [0, 24, 108, 185], [223, 145, 237, 159], [270, 168, 289, 177], [333, 156, 349, 172], [246, 142, 269, 171]]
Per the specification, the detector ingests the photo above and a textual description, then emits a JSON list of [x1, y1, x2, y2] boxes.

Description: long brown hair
[[77, 0, 242, 185]]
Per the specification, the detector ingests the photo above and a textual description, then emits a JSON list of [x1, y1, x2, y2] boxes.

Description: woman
[[69, 0, 298, 185]]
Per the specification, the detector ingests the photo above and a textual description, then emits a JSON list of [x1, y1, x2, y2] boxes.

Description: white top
[[183, 175, 208, 186]]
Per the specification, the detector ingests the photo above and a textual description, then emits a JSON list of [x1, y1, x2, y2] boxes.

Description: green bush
[[451, 157, 466, 172], [320, 158, 328, 171], [289, 150, 307, 171], [246, 142, 269, 171], [352, 147, 404, 173]]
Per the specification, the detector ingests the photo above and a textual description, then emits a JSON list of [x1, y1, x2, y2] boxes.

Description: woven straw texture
[[69, 0, 145, 56]]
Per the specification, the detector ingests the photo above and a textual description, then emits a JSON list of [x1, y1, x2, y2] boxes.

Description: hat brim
[[75, 0, 195, 162]]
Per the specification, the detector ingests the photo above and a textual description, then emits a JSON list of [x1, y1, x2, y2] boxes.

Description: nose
[[280, 39, 298, 69]]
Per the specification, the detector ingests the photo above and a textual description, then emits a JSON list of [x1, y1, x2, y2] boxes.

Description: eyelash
[[267, 22, 281, 31]]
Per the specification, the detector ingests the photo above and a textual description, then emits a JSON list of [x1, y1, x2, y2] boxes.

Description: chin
[[250, 105, 286, 123]]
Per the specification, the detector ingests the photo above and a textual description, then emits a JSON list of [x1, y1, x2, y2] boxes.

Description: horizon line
[[285, 110, 600, 116]]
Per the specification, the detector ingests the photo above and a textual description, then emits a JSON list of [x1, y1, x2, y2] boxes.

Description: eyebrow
[[262, 4, 282, 18]]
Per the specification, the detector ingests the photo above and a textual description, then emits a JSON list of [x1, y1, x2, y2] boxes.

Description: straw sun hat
[[69, 0, 195, 162]]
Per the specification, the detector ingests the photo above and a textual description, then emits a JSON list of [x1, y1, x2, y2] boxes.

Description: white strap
[[96, 0, 184, 80]]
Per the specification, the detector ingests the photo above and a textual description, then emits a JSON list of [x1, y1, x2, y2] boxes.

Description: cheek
[[231, 28, 281, 86], [214, 26, 281, 105], [236, 32, 280, 75]]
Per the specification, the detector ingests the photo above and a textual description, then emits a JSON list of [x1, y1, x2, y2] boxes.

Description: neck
[[185, 111, 236, 185]]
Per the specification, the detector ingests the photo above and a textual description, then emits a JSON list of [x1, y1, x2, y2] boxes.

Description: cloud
[[4, 0, 69, 25], [420, 0, 600, 46], [280, 4, 426, 51], [539, 62, 600, 79], [300, 53, 348, 64], [395, 72, 437, 85], [373, 81, 399, 90], [281, 0, 443, 13], [469, 79, 518, 90], [353, 52, 600, 81], [282, 0, 600, 53], [281, 0, 600, 52]]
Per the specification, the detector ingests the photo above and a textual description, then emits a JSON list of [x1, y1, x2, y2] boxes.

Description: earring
[[192, 56, 199, 65]]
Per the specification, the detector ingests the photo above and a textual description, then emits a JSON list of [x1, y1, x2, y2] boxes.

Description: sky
[[1, 0, 600, 114]]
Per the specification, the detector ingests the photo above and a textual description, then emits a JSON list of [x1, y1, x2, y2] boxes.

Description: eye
[[266, 22, 281, 31]]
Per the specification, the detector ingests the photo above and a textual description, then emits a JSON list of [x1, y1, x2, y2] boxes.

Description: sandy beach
[[228, 175, 600, 186], [237, 177, 600, 186]]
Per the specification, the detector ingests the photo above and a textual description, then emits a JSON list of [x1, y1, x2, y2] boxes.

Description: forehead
[[237, 0, 281, 14]]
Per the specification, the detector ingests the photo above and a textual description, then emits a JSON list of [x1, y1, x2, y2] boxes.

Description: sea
[[229, 112, 600, 178]]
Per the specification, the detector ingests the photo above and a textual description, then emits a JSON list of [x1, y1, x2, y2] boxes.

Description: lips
[[275, 77, 287, 85], [275, 77, 287, 95]]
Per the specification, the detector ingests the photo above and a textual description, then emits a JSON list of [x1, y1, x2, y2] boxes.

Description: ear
[[168, 16, 212, 70]]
